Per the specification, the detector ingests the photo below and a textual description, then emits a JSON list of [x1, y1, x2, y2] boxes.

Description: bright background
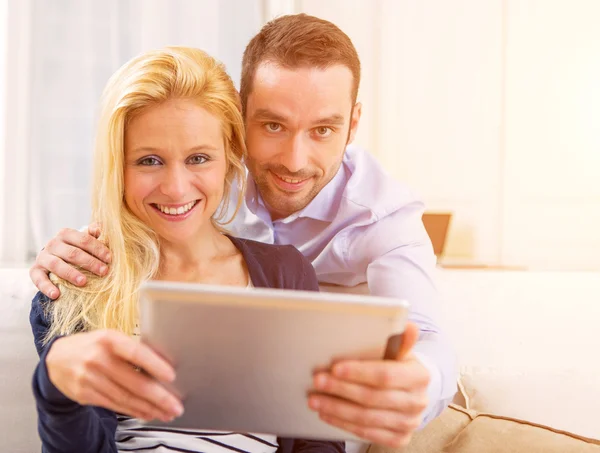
[[1, 0, 599, 271]]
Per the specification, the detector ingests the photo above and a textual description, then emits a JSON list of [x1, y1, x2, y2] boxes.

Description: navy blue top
[[30, 236, 345, 453]]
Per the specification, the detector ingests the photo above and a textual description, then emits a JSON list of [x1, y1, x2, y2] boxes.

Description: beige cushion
[[447, 414, 600, 453], [438, 270, 600, 441], [369, 405, 600, 453], [458, 366, 600, 440], [369, 404, 472, 453]]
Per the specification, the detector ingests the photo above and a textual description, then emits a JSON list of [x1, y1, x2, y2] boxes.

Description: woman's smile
[[150, 199, 202, 221]]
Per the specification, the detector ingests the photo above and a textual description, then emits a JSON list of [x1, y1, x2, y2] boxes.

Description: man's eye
[[138, 157, 161, 166], [265, 123, 282, 132], [188, 154, 208, 165], [315, 126, 333, 137]]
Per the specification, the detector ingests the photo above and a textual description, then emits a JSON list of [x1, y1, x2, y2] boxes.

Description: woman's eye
[[188, 154, 208, 165], [265, 122, 282, 132], [138, 157, 161, 166], [315, 126, 332, 137]]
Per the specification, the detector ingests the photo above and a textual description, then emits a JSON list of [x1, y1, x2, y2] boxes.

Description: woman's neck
[[156, 227, 247, 286], [158, 227, 228, 280]]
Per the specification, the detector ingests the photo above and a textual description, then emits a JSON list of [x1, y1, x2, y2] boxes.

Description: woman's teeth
[[155, 200, 197, 215]]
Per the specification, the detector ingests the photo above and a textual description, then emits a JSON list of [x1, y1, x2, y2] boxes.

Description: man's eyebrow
[[313, 114, 345, 126], [251, 109, 346, 126], [251, 108, 288, 122]]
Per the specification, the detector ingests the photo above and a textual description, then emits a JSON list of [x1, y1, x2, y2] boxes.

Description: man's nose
[[279, 135, 309, 174], [160, 165, 190, 200]]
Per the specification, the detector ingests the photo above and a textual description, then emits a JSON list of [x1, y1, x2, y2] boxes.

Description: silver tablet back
[[139, 281, 408, 441]]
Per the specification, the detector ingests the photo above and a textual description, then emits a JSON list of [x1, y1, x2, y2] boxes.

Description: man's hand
[[309, 322, 429, 448], [46, 329, 184, 422], [30, 223, 111, 299]]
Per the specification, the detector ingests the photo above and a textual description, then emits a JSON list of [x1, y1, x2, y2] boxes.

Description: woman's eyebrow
[[129, 144, 220, 154]]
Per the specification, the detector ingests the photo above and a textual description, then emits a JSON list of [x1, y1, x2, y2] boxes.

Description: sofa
[[1, 267, 599, 452]]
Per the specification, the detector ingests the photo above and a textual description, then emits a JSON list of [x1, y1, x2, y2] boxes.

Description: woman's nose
[[160, 165, 191, 200]]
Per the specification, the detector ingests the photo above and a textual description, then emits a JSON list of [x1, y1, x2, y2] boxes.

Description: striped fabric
[[119, 279, 275, 452], [115, 415, 279, 453]]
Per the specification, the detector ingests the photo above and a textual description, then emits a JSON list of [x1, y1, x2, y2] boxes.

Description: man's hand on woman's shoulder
[[29, 223, 112, 299]]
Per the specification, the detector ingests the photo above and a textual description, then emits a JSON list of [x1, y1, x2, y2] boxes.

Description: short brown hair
[[240, 13, 361, 116]]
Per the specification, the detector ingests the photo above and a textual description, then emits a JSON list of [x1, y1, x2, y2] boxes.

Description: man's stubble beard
[[253, 155, 344, 220]]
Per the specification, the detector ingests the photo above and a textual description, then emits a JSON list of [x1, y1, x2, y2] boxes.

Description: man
[[29, 13, 456, 449]]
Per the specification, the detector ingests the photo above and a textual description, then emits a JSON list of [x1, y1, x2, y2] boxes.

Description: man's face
[[245, 63, 361, 220]]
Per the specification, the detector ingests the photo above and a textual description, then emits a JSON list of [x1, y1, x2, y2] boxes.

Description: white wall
[[0, 0, 6, 261], [502, 0, 600, 270], [132, 0, 264, 88], [296, 0, 382, 161], [1, 0, 264, 264], [1, 0, 32, 266], [378, 0, 505, 264], [296, 0, 600, 271], [2, 0, 598, 270]]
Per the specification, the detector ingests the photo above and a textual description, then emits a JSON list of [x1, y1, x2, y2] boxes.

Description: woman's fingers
[[77, 383, 154, 421], [96, 331, 183, 417], [82, 371, 171, 422], [101, 355, 183, 419], [105, 331, 176, 383], [47, 331, 183, 420]]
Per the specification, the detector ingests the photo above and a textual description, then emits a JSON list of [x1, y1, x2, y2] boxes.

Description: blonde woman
[[30, 47, 344, 453]]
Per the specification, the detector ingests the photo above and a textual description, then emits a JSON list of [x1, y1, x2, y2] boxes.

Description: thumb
[[87, 222, 103, 238], [396, 321, 419, 360]]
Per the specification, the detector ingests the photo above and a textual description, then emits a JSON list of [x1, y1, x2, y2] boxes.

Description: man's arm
[[365, 240, 457, 424], [359, 200, 457, 423], [308, 200, 457, 448]]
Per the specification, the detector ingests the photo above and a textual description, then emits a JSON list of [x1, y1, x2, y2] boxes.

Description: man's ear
[[347, 102, 362, 145]]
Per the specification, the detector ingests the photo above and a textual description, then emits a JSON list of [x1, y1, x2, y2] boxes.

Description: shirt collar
[[244, 161, 348, 224], [244, 177, 272, 226]]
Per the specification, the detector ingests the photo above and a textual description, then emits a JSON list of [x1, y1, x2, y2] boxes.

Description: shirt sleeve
[[30, 292, 119, 453], [346, 200, 458, 426]]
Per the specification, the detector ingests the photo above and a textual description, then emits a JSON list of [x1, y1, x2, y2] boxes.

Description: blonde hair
[[45, 47, 246, 342]]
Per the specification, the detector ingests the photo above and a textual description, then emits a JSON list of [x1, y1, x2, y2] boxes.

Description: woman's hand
[[46, 329, 184, 422], [30, 223, 111, 299]]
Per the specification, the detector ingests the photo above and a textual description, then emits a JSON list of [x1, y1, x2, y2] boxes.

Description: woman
[[30, 46, 344, 453]]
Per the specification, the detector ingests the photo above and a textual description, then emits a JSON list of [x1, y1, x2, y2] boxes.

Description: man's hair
[[240, 13, 361, 116]]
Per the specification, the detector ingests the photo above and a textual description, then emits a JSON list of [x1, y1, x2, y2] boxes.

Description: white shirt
[[228, 145, 457, 425]]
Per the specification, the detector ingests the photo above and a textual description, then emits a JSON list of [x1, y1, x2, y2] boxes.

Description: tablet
[[139, 280, 409, 441]]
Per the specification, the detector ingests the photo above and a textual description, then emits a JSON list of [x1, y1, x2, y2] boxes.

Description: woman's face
[[124, 98, 228, 245]]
